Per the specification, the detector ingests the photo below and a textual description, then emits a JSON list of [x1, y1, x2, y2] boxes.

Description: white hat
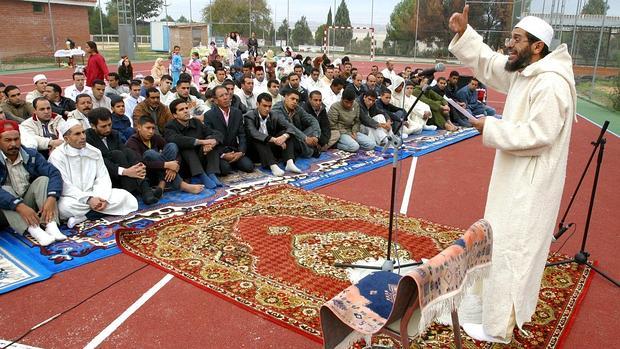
[[515, 16, 554, 48], [58, 119, 82, 137], [33, 74, 47, 84]]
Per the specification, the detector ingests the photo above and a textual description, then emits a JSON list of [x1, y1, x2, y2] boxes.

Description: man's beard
[[505, 47, 533, 72]]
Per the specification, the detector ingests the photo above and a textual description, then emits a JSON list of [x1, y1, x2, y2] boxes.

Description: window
[[33, 3, 44, 13]]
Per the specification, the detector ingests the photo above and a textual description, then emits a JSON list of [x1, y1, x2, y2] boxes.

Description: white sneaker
[[28, 226, 55, 246], [285, 160, 302, 173], [270, 164, 285, 177], [67, 216, 87, 229], [45, 222, 67, 241], [462, 323, 511, 344]]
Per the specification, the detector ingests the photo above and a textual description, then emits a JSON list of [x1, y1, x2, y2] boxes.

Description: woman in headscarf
[[151, 58, 166, 85]]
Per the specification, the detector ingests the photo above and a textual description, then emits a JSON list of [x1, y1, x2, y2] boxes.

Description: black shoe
[[312, 148, 321, 158], [152, 187, 164, 199], [140, 181, 159, 205]]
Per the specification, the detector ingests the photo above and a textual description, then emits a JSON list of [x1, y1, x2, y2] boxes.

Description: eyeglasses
[[505, 36, 529, 46]]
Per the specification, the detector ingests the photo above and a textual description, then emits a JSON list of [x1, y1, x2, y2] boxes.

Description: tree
[[277, 19, 290, 43], [579, 0, 610, 63], [468, 0, 513, 50], [105, 0, 163, 21], [333, 0, 352, 47], [163, 15, 175, 22], [177, 15, 189, 23], [291, 16, 314, 46], [88, 6, 113, 35], [201, 0, 273, 39], [327, 7, 333, 26]]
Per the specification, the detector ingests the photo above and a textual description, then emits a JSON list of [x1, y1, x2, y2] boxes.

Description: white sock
[[27, 226, 55, 246], [423, 124, 437, 131], [462, 323, 511, 344], [45, 221, 67, 241], [67, 216, 87, 229], [285, 159, 302, 173], [270, 164, 285, 177]]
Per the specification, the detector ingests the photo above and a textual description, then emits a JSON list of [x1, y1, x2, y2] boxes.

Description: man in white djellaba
[[447, 6, 576, 344], [49, 119, 138, 228]]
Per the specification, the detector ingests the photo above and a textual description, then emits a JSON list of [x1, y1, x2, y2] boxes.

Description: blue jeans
[[142, 143, 182, 190], [337, 133, 376, 153], [470, 103, 496, 116]]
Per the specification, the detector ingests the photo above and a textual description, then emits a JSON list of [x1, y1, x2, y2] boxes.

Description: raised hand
[[449, 4, 469, 37]]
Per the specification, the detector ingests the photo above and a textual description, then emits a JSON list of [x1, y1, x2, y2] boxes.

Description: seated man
[[165, 78, 207, 119], [267, 79, 283, 105], [253, 66, 268, 94], [433, 76, 471, 127], [207, 67, 227, 90], [105, 73, 129, 97], [44, 83, 75, 118], [360, 73, 380, 96], [357, 90, 393, 145], [127, 116, 204, 194], [280, 73, 308, 103], [63, 93, 93, 131], [375, 88, 407, 134], [321, 78, 346, 111], [85, 108, 160, 205], [222, 79, 247, 114], [244, 93, 300, 177], [133, 87, 173, 135], [302, 68, 323, 93], [0, 120, 66, 246], [20, 98, 64, 156], [140, 76, 155, 98], [65, 72, 92, 102], [204, 86, 254, 175], [49, 119, 138, 227], [401, 82, 436, 136], [26, 74, 47, 104], [109, 96, 134, 143], [157, 74, 174, 104], [456, 77, 496, 117], [164, 99, 222, 189], [272, 89, 320, 158], [412, 78, 457, 131], [234, 74, 257, 110], [302, 90, 331, 150], [90, 80, 112, 111], [327, 88, 376, 153], [124, 80, 145, 120], [0, 86, 33, 123], [344, 72, 364, 97]]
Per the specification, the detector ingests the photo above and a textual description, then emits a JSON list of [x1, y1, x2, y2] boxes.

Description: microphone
[[553, 223, 574, 242], [414, 63, 446, 77]]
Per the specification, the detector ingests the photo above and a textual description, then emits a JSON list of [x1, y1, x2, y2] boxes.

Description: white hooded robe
[[449, 25, 576, 337]]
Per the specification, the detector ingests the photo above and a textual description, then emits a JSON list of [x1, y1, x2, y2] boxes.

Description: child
[[188, 52, 202, 87], [110, 96, 135, 143]]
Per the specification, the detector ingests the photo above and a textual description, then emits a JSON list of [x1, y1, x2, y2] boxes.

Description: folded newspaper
[[443, 96, 484, 119]]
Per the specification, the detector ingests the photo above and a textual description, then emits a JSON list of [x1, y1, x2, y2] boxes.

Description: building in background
[[0, 0, 96, 61]]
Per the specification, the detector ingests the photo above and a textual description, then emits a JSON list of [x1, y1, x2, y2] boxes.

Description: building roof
[[24, 0, 97, 7]]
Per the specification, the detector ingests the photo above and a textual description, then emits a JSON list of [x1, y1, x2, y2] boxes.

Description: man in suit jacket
[[164, 99, 223, 189], [244, 93, 301, 177], [85, 108, 159, 205], [204, 86, 254, 175]]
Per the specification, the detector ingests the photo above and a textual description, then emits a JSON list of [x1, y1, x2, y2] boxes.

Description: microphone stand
[[335, 85, 430, 272], [546, 120, 619, 287]]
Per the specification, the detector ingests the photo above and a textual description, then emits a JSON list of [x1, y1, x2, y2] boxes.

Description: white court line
[[83, 273, 174, 349], [0, 340, 42, 349], [12, 69, 152, 89], [399, 156, 418, 214], [577, 113, 619, 138]]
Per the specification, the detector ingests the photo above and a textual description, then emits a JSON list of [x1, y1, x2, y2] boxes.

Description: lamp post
[[47, 0, 57, 52]]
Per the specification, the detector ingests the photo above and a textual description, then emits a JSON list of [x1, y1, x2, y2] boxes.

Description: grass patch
[[576, 78, 620, 111]]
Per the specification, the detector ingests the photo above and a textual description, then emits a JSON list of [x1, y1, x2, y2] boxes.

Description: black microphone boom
[[553, 223, 574, 241], [415, 63, 446, 77]]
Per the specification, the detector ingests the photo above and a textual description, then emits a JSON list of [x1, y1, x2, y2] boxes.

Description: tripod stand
[[546, 120, 619, 287], [334, 87, 432, 272]]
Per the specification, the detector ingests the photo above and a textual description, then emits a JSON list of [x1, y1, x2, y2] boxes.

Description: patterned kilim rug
[[0, 128, 477, 294], [117, 185, 592, 348]]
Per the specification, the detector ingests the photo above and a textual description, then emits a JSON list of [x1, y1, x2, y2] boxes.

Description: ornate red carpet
[[116, 185, 591, 348]]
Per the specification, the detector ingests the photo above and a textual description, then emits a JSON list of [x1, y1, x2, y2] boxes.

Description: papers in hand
[[444, 96, 483, 119]]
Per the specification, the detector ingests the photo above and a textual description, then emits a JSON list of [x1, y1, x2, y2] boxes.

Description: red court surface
[[0, 60, 618, 348]]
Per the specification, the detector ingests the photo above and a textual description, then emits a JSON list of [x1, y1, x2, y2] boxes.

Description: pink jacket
[[188, 58, 202, 76]]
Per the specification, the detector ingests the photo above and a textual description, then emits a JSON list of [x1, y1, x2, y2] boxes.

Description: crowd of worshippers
[[0, 50, 496, 246]]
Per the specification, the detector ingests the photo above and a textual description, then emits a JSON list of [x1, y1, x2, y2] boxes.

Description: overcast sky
[[102, 0, 619, 26]]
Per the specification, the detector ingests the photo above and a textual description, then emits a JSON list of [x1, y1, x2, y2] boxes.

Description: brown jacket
[[132, 101, 173, 134]]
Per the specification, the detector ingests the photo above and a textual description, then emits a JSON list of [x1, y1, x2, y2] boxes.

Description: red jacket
[[85, 53, 109, 87]]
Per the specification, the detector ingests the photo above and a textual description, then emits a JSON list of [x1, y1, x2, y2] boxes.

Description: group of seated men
[[0, 54, 495, 246]]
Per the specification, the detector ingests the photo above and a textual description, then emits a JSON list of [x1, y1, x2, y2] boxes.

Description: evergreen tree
[[291, 16, 314, 46], [578, 0, 610, 62], [333, 0, 352, 47], [277, 19, 290, 44]]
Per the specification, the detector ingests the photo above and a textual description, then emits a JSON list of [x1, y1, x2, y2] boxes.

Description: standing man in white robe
[[448, 7, 576, 343], [49, 119, 138, 228]]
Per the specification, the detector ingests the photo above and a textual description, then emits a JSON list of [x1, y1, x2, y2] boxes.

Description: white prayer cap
[[515, 16, 554, 48], [58, 119, 82, 137], [33, 74, 47, 83]]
